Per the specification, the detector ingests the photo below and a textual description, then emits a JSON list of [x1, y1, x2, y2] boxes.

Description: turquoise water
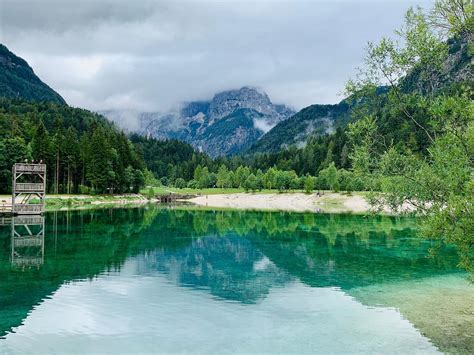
[[0, 207, 472, 353]]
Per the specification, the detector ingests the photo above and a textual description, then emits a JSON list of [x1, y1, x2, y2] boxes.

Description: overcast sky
[[0, 0, 430, 112]]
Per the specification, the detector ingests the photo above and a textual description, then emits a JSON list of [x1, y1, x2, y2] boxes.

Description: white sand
[[188, 192, 370, 213]]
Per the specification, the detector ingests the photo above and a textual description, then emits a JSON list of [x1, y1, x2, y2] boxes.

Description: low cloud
[[253, 118, 276, 134]]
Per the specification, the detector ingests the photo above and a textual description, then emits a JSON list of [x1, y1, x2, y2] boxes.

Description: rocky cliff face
[[207, 87, 289, 123], [0, 44, 66, 104], [400, 32, 473, 94], [103, 87, 294, 157]]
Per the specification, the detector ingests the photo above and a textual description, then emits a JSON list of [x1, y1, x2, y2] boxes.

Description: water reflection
[[139, 235, 291, 303], [10, 216, 45, 269], [0, 207, 471, 352]]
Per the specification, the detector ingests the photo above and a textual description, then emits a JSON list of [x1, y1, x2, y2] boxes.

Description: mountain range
[[2, 32, 471, 159], [102, 87, 295, 157]]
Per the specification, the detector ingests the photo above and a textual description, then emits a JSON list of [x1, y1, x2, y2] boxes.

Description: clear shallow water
[[0, 207, 472, 354]]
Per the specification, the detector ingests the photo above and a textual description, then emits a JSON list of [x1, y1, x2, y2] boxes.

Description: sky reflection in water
[[0, 207, 471, 353]]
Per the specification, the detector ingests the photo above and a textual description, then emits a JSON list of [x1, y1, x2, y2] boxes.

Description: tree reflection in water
[[0, 206, 467, 348]]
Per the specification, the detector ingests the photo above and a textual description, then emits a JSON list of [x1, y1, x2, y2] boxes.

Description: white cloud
[[253, 118, 276, 133], [0, 0, 430, 113]]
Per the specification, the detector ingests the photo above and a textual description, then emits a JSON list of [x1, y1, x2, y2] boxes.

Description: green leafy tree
[[243, 174, 258, 192], [304, 175, 316, 194], [234, 165, 250, 188], [143, 169, 160, 187], [0, 137, 31, 192], [275, 170, 292, 192], [123, 166, 135, 192], [255, 169, 264, 191], [217, 164, 230, 188], [289, 171, 300, 190], [319, 163, 338, 191], [346, 1, 474, 275], [194, 165, 203, 183], [429, 0, 473, 36], [133, 169, 145, 193], [197, 167, 211, 189], [263, 167, 277, 189]]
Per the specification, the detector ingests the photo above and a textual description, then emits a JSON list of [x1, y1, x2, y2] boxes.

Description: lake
[[0, 207, 472, 354]]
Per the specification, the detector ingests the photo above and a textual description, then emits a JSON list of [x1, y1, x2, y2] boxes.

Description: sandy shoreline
[[188, 192, 371, 213], [1, 192, 372, 214]]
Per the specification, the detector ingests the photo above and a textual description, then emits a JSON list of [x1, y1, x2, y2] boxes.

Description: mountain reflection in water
[[0, 207, 471, 353]]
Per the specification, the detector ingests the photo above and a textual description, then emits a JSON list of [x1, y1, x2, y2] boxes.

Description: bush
[[174, 178, 186, 189], [160, 176, 169, 186], [143, 169, 161, 187], [291, 176, 303, 190], [187, 179, 198, 189], [146, 187, 155, 199], [78, 184, 91, 194]]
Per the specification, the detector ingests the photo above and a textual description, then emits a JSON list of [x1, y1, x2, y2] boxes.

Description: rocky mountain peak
[[207, 86, 287, 122], [102, 86, 294, 157]]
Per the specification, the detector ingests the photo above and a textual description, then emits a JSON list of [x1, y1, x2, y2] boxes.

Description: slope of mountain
[[400, 32, 473, 94], [103, 87, 295, 157], [249, 102, 351, 153], [0, 44, 66, 104]]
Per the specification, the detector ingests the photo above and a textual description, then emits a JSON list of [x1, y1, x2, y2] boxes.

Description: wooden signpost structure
[[11, 163, 46, 215]]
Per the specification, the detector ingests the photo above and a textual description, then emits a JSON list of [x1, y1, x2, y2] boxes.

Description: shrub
[[174, 178, 186, 189], [187, 179, 198, 189]]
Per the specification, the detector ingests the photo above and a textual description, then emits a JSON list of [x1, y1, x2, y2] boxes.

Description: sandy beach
[[188, 192, 371, 213], [1, 192, 374, 214]]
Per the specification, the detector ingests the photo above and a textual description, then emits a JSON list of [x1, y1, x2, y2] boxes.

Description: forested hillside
[[0, 99, 144, 193], [130, 134, 212, 185], [0, 44, 65, 104], [249, 102, 350, 153]]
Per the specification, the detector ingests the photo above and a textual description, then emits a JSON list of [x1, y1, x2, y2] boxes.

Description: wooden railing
[[15, 183, 45, 192], [12, 256, 43, 267], [0, 217, 12, 226], [14, 163, 46, 173], [13, 216, 44, 225], [12, 204, 43, 214], [0, 204, 12, 213], [13, 237, 43, 247]]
